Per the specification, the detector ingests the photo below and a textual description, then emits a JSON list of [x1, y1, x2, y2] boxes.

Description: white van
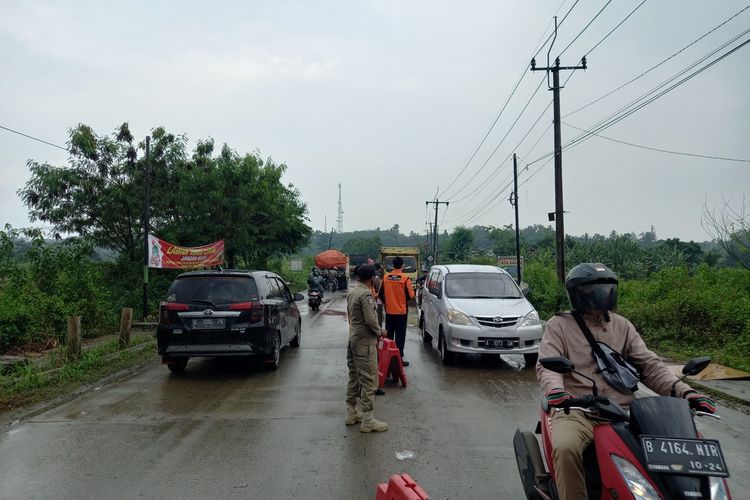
[[419, 264, 542, 366]]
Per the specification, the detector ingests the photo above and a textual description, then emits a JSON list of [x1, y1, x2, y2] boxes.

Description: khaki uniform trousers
[[346, 338, 378, 413], [551, 409, 596, 500]]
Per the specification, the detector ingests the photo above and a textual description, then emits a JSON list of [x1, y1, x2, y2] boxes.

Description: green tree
[[488, 225, 516, 256], [445, 226, 474, 261], [19, 123, 311, 270], [342, 236, 382, 258]]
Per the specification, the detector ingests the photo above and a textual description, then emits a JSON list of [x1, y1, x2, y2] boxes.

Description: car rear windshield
[[445, 272, 522, 299], [384, 256, 417, 273], [167, 276, 258, 305]]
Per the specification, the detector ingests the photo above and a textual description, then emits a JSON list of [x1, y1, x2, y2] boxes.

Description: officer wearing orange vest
[[378, 256, 415, 365]]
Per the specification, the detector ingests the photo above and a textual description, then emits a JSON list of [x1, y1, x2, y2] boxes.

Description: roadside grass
[[0, 335, 156, 411]]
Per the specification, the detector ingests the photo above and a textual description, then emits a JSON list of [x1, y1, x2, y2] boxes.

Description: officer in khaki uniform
[[346, 264, 388, 433]]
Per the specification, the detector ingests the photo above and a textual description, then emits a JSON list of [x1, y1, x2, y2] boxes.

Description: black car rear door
[[264, 276, 287, 341]]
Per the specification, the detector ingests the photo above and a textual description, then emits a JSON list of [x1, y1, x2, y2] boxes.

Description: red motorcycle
[[514, 356, 732, 499]]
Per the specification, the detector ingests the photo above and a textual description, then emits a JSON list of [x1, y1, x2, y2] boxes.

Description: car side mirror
[[539, 356, 575, 374], [682, 356, 711, 376], [294, 292, 304, 302]]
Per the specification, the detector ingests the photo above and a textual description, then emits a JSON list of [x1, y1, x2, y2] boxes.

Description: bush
[[0, 233, 119, 351], [619, 265, 750, 371], [523, 260, 567, 320]]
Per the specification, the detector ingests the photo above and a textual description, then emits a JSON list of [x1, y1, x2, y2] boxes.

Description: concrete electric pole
[[426, 200, 449, 265], [530, 16, 587, 283]]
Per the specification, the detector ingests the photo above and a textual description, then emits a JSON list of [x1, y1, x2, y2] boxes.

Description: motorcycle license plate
[[640, 436, 729, 477], [191, 318, 226, 330]]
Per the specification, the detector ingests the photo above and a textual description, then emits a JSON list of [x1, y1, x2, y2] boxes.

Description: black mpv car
[[157, 270, 304, 372]]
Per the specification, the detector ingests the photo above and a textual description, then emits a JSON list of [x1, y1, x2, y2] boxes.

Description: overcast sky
[[1, 0, 748, 242]]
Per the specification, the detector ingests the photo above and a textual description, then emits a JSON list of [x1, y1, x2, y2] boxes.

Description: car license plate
[[641, 436, 729, 477], [192, 318, 226, 330], [483, 339, 516, 348]]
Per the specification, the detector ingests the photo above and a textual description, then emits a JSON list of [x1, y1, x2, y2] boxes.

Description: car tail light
[[229, 302, 253, 310], [230, 301, 263, 322], [160, 302, 189, 325]]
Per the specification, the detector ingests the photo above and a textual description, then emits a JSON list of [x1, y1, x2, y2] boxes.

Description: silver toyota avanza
[[419, 264, 542, 366]]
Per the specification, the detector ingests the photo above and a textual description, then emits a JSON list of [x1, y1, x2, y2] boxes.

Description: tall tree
[[445, 227, 474, 261], [19, 123, 311, 269]]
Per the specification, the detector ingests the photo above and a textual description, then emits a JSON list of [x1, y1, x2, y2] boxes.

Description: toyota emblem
[[203, 309, 213, 316], [493, 316, 503, 323]]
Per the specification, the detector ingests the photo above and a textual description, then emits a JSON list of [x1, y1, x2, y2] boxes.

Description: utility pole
[[510, 153, 522, 285], [531, 16, 587, 283], [142, 136, 151, 320], [426, 200, 449, 264]]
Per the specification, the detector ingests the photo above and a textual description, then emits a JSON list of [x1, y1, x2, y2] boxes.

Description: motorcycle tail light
[[611, 455, 660, 500]]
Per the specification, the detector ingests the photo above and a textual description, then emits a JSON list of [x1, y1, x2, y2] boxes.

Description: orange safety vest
[[379, 269, 415, 315]]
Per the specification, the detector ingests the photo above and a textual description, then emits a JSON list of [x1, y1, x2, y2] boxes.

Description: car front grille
[[475, 315, 521, 328]]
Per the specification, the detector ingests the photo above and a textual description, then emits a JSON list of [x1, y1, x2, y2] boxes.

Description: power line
[[445, 2, 646, 225], [519, 36, 750, 191], [565, 36, 750, 152], [562, 122, 750, 163], [0, 124, 67, 151], [557, 0, 613, 57], [447, 75, 547, 202], [532, 0, 581, 60], [583, 0, 648, 57], [565, 5, 750, 118], [439, 0, 578, 199], [437, 8, 563, 199]]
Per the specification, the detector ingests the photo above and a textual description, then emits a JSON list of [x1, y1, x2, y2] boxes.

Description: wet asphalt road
[[1, 291, 749, 500]]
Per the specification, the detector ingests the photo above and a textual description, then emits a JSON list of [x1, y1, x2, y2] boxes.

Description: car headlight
[[519, 310, 540, 327], [611, 455, 660, 500], [447, 309, 473, 325], [710, 476, 730, 500]]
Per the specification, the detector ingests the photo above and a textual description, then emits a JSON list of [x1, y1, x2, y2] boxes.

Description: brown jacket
[[347, 281, 381, 343], [537, 312, 693, 407]]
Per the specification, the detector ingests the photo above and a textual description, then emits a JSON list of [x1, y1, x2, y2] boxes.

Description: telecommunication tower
[[336, 183, 344, 233]]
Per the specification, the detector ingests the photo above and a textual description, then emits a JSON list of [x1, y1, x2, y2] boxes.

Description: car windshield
[[445, 272, 522, 299], [385, 256, 417, 273], [167, 276, 258, 305]]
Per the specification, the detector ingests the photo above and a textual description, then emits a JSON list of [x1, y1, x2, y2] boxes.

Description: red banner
[[148, 234, 224, 269]]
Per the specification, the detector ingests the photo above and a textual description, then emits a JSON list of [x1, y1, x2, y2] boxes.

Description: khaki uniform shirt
[[347, 281, 381, 343], [537, 312, 693, 407]]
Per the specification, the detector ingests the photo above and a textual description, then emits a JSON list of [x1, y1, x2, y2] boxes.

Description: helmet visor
[[572, 283, 618, 314]]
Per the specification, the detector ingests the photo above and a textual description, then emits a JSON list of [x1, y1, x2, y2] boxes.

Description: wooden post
[[119, 308, 133, 349], [66, 316, 81, 360]]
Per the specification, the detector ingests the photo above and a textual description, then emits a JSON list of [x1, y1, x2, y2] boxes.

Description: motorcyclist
[[536, 263, 717, 500], [307, 267, 326, 296], [327, 267, 338, 291]]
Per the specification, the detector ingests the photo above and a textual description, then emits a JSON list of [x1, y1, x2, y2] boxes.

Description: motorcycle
[[514, 356, 732, 500], [307, 289, 322, 311]]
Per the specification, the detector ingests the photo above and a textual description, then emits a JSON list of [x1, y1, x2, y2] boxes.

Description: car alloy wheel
[[439, 333, 453, 365], [291, 322, 301, 348], [265, 333, 281, 371]]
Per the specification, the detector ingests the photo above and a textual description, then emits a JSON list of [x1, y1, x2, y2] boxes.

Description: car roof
[[433, 264, 509, 275], [175, 269, 260, 279]]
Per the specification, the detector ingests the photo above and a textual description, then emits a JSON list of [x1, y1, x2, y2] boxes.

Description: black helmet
[[565, 263, 619, 316], [357, 264, 376, 281]]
